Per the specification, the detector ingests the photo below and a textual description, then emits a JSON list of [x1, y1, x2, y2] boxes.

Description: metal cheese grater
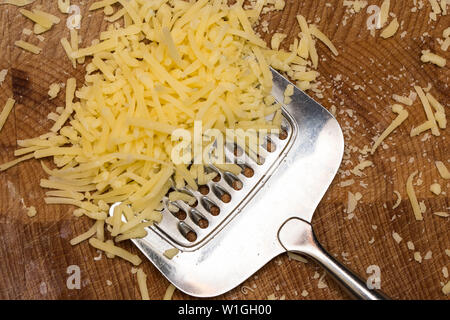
[[110, 69, 388, 300]]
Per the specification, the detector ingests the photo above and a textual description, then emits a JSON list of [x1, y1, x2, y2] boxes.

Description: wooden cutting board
[[0, 0, 448, 300]]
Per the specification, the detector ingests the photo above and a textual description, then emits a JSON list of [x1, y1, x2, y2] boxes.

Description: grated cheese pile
[[0, 0, 339, 274]]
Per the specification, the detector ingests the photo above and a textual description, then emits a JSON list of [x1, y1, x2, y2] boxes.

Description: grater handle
[[278, 217, 390, 300]]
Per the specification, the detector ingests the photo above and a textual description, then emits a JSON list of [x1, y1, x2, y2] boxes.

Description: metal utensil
[[110, 68, 388, 300]]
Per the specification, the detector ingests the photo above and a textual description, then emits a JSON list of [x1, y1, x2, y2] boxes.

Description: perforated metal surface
[[151, 114, 295, 249]]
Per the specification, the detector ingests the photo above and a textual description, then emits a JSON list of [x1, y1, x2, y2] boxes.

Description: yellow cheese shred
[[379, 0, 390, 27], [19, 8, 52, 29], [163, 284, 176, 300], [371, 104, 408, 154], [163, 248, 179, 259], [89, 238, 142, 266], [297, 14, 318, 68], [14, 40, 42, 54], [136, 268, 150, 300], [309, 24, 339, 56], [0, 98, 15, 133], [406, 171, 423, 221], [70, 221, 99, 245]]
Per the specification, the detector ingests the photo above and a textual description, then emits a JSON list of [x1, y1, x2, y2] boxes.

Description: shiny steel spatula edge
[[110, 68, 389, 300]]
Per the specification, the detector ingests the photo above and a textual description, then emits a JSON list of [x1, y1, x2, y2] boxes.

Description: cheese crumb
[[163, 248, 179, 259], [392, 232, 402, 243], [443, 281, 450, 295], [48, 83, 61, 100], [414, 252, 422, 263], [421, 50, 446, 67], [430, 183, 441, 195], [271, 33, 287, 51], [26, 206, 37, 217], [0, 69, 7, 86]]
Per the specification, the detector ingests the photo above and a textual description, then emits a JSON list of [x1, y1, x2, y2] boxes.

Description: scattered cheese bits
[[0, 98, 15, 133], [421, 50, 446, 67], [163, 248, 179, 260], [14, 40, 42, 54], [163, 284, 176, 300], [48, 83, 61, 100], [406, 171, 423, 221], [371, 104, 408, 154], [380, 18, 399, 38], [26, 206, 37, 217], [435, 161, 450, 179], [430, 183, 441, 195]]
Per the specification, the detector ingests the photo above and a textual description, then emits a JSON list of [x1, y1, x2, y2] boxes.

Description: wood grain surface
[[0, 0, 449, 300]]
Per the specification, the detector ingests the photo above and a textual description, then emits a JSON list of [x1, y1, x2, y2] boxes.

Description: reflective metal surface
[[278, 218, 389, 300], [113, 69, 387, 299]]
